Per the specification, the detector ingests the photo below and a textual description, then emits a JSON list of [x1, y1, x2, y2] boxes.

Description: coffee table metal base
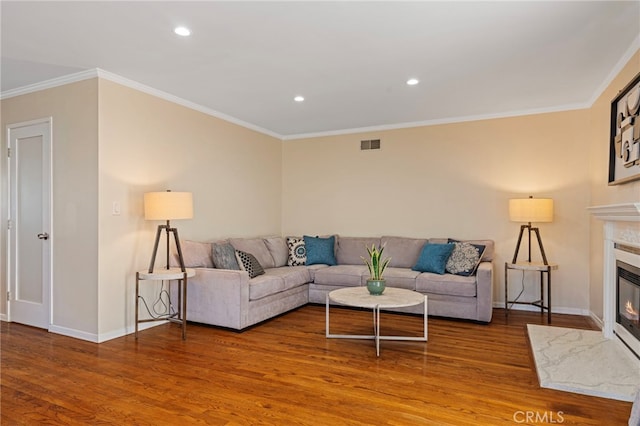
[[325, 288, 428, 356]]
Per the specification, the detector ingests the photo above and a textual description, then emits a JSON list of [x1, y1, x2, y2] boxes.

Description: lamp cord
[[137, 280, 177, 320], [507, 271, 526, 309]]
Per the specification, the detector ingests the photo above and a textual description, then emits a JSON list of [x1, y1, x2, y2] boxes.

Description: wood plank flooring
[[1, 306, 633, 425]]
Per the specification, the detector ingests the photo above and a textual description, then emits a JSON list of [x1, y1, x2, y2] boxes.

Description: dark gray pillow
[[212, 242, 240, 270], [235, 250, 265, 279]]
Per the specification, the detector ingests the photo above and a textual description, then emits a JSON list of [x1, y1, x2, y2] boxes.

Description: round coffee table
[[326, 287, 428, 356]]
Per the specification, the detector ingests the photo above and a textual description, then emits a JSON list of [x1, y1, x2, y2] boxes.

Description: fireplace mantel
[[587, 203, 640, 222], [588, 202, 640, 357]]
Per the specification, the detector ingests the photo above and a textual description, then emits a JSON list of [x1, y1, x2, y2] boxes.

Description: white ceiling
[[2, 1, 639, 139]]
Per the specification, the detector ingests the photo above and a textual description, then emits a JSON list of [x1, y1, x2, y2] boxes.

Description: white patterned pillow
[[287, 237, 306, 266], [445, 242, 485, 276], [235, 250, 265, 279]]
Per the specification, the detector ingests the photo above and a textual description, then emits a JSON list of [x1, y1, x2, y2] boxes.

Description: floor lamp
[[509, 196, 553, 265], [144, 190, 193, 273]]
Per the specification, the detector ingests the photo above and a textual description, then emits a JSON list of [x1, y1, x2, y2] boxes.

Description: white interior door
[[8, 120, 52, 329]]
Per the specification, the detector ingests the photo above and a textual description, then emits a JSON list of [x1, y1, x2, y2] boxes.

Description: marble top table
[[326, 287, 428, 356], [135, 268, 195, 340]]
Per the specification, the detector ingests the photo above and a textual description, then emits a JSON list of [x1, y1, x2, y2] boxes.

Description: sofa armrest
[[475, 261, 494, 322], [185, 268, 250, 329]]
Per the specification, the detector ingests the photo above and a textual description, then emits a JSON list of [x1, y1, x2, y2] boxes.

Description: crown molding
[[282, 103, 589, 141], [0, 68, 99, 100]]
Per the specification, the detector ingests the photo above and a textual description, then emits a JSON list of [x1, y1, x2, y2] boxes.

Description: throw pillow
[[304, 235, 337, 266], [412, 243, 455, 275], [212, 242, 240, 270], [446, 241, 486, 276], [287, 237, 306, 266], [234, 250, 265, 279], [172, 240, 214, 268]]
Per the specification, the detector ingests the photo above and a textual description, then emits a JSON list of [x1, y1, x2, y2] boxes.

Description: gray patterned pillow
[[235, 250, 265, 278], [212, 242, 240, 270], [445, 242, 485, 276], [287, 237, 306, 266]]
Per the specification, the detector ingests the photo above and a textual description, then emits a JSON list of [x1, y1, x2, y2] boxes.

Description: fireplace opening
[[616, 260, 640, 342]]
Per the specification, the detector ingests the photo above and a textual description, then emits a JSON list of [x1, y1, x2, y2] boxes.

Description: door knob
[[37, 233, 49, 240]]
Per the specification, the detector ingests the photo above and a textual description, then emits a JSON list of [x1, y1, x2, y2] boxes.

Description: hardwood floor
[[1, 306, 633, 425]]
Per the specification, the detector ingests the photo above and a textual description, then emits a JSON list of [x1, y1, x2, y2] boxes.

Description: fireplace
[[617, 259, 640, 343], [588, 202, 640, 358]]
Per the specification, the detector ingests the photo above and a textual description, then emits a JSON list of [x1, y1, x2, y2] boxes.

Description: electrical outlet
[[112, 202, 121, 216]]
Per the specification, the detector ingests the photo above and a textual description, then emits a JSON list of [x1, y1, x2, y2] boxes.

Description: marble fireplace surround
[[588, 202, 640, 357]]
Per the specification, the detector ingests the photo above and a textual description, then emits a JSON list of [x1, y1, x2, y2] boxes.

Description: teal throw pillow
[[412, 243, 455, 274], [303, 235, 336, 265]]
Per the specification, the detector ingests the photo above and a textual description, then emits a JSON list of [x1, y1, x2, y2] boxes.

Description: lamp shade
[[509, 198, 553, 223], [144, 191, 193, 220]]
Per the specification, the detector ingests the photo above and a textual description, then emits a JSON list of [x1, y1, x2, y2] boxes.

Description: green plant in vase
[[362, 244, 391, 295]]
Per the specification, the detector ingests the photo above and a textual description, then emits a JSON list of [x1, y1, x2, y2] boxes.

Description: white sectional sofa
[[171, 235, 494, 330]]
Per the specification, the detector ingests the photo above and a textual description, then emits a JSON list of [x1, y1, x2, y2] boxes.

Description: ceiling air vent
[[361, 139, 381, 150]]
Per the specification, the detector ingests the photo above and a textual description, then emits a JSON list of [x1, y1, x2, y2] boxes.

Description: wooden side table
[[505, 261, 558, 323], [135, 268, 195, 339]]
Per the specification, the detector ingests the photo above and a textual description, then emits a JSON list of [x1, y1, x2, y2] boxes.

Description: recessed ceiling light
[[294, 95, 305, 102], [406, 78, 419, 86], [174, 26, 191, 37]]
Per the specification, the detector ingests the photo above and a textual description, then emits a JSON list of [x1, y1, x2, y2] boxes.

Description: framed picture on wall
[[609, 72, 640, 185]]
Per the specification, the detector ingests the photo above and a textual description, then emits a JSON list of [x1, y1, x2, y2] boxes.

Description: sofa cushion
[[212, 241, 240, 270], [249, 274, 285, 301], [313, 264, 368, 287], [412, 243, 455, 274], [375, 267, 420, 290], [264, 266, 311, 291], [416, 272, 477, 297], [230, 238, 275, 269], [171, 240, 214, 268], [304, 235, 337, 265], [336, 237, 380, 265], [381, 236, 427, 268], [264, 237, 289, 267], [235, 250, 265, 279], [446, 241, 486, 276], [287, 237, 307, 266], [306, 264, 330, 282]]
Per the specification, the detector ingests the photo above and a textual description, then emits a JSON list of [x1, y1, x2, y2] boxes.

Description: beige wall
[[0, 77, 282, 340], [97, 79, 282, 338], [0, 80, 100, 335], [283, 111, 592, 313], [588, 50, 640, 320]]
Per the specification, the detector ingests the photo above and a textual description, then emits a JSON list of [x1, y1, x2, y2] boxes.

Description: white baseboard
[[48, 324, 100, 342], [96, 321, 167, 343], [589, 311, 604, 330], [0, 313, 8, 322], [493, 301, 590, 316], [49, 321, 166, 343]]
